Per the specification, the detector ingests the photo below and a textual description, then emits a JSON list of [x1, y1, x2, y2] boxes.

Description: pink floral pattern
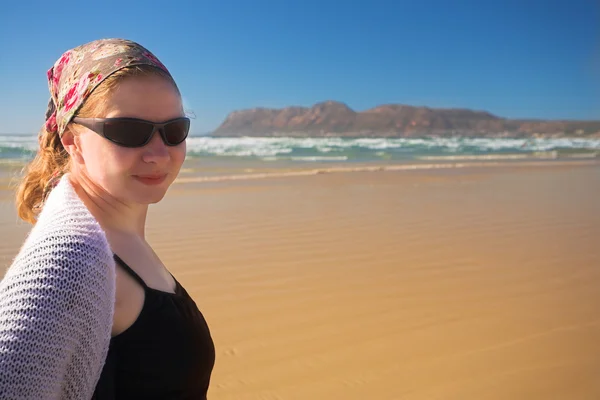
[[44, 114, 57, 133], [44, 38, 174, 136], [62, 74, 90, 112]]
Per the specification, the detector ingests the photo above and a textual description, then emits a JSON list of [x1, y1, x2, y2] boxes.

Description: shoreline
[[174, 158, 599, 184], [0, 157, 597, 193]]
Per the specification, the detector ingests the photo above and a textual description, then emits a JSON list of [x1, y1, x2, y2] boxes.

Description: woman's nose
[[141, 129, 170, 163]]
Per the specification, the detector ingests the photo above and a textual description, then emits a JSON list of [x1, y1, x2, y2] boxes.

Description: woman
[[0, 38, 215, 399]]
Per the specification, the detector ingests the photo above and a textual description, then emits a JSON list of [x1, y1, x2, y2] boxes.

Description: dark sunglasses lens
[[103, 120, 154, 147], [163, 119, 190, 145]]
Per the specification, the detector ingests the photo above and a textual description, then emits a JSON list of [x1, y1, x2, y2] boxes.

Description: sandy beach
[[1, 159, 599, 399]]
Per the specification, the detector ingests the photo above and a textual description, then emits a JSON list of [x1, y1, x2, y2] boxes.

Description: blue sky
[[0, 0, 598, 134]]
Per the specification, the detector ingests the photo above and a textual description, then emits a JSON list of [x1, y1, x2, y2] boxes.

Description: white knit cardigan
[[0, 175, 115, 399]]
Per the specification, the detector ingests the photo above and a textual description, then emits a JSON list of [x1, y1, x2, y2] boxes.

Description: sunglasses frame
[[71, 117, 190, 148]]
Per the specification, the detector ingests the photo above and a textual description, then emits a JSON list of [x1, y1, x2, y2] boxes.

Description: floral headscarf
[[44, 38, 172, 137]]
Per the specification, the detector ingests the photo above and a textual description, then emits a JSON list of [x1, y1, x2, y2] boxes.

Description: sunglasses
[[72, 117, 190, 148]]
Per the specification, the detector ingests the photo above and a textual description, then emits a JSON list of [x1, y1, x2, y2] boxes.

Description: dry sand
[[1, 160, 599, 399]]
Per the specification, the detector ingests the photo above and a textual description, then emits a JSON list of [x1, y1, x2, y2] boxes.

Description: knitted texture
[[0, 175, 115, 399]]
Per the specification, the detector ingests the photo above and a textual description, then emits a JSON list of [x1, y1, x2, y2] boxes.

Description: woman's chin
[[134, 189, 168, 205]]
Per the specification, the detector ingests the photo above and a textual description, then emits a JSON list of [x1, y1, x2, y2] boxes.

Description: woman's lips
[[133, 174, 167, 185]]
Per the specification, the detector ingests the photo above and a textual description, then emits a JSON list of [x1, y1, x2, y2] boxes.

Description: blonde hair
[[15, 65, 178, 224]]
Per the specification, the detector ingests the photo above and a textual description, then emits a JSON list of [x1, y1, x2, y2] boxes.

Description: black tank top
[[93, 254, 215, 399]]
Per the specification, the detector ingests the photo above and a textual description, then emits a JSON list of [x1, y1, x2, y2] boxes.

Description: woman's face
[[73, 75, 186, 205]]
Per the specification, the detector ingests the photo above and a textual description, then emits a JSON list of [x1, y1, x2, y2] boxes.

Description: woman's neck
[[68, 174, 148, 238]]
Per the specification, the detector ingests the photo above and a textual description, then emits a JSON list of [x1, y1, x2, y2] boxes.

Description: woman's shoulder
[[37, 174, 106, 233], [4, 174, 115, 291], [32, 174, 110, 252]]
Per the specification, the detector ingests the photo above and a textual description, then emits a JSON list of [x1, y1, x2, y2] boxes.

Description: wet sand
[[1, 160, 599, 399]]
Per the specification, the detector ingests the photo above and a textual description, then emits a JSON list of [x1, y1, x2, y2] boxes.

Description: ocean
[[1, 135, 598, 166]]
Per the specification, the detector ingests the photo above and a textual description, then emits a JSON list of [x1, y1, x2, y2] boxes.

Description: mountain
[[212, 101, 600, 138]]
